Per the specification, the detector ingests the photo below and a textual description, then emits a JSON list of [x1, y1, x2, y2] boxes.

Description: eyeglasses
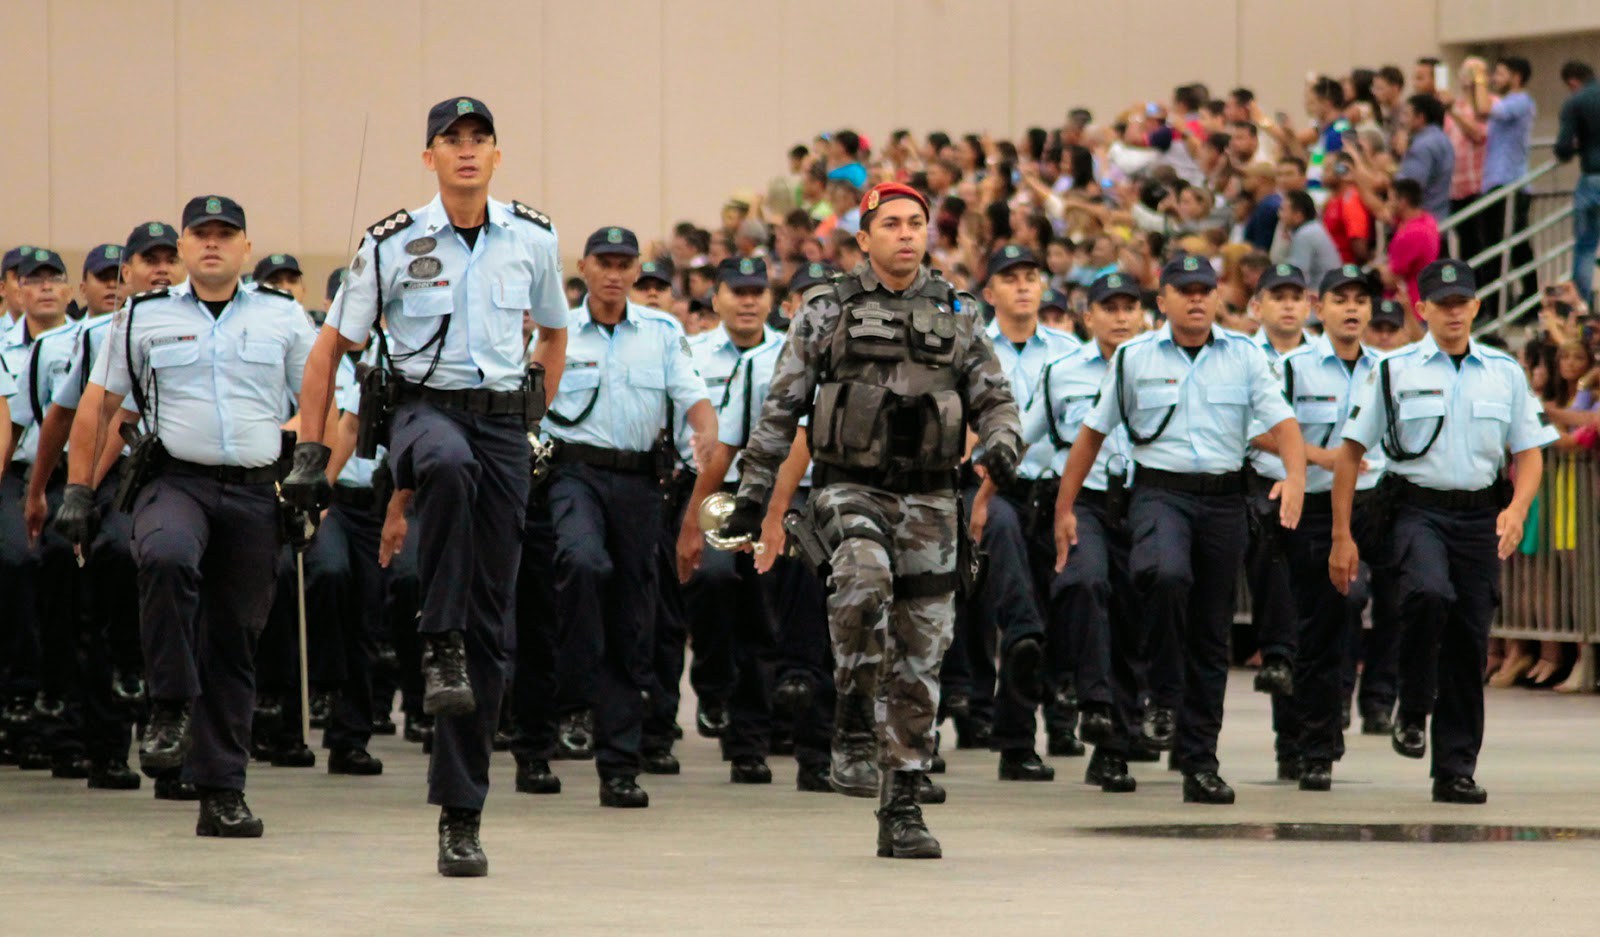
[[21, 273, 67, 286], [434, 133, 493, 149]]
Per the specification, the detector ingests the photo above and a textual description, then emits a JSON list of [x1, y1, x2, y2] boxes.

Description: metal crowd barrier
[[1495, 450, 1599, 649]]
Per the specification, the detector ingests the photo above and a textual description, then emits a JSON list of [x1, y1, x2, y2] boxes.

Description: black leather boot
[[139, 700, 192, 778], [829, 692, 878, 797], [196, 789, 264, 838], [421, 631, 475, 717], [437, 807, 488, 876], [875, 771, 941, 859]]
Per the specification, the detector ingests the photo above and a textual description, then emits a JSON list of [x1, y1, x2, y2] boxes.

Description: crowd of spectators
[[585, 54, 1594, 345]]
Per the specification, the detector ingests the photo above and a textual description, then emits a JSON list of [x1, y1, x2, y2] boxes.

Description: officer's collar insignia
[[456, 99, 474, 115], [1184, 257, 1200, 271], [865, 189, 880, 211]]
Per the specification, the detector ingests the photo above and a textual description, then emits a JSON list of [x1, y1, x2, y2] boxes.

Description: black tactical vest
[[809, 269, 970, 476]]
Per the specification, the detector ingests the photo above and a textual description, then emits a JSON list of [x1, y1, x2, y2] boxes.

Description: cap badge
[[865, 189, 881, 211], [810, 263, 824, 276], [1276, 264, 1291, 276], [148, 223, 165, 236], [1344, 264, 1360, 276], [1184, 257, 1200, 272], [1107, 274, 1122, 288], [104, 246, 120, 259], [205, 197, 221, 214], [606, 228, 622, 244], [1005, 246, 1020, 258], [1441, 266, 1457, 283], [33, 249, 47, 261], [456, 99, 474, 115], [271, 254, 285, 264], [740, 259, 755, 275]]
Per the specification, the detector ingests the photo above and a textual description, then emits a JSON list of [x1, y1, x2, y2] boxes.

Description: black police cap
[[1089, 271, 1141, 305], [253, 253, 301, 283], [83, 244, 123, 277], [1418, 259, 1476, 302], [988, 244, 1042, 277], [182, 195, 246, 231], [1160, 254, 1218, 289], [1256, 262, 1308, 294], [717, 256, 768, 288], [583, 226, 640, 258], [426, 96, 495, 145], [17, 248, 66, 278], [125, 221, 179, 257]]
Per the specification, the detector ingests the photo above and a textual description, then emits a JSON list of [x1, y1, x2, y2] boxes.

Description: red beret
[[859, 182, 929, 220]]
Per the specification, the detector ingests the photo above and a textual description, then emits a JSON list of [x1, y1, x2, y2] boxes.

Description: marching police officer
[[1333, 258, 1555, 804], [674, 256, 784, 782], [60, 194, 317, 837], [1246, 263, 1314, 707], [631, 260, 674, 311], [294, 97, 568, 877], [714, 182, 1021, 859], [1267, 264, 1385, 790], [1019, 271, 1142, 793], [1055, 254, 1306, 805], [39, 223, 186, 797], [543, 225, 714, 808], [967, 244, 1080, 781]]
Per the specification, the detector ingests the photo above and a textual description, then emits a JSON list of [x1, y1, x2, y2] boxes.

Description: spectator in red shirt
[[1322, 152, 1372, 265], [1379, 177, 1439, 313]]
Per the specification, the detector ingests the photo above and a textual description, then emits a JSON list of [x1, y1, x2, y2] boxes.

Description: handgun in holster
[[956, 494, 988, 600], [1104, 472, 1130, 532], [354, 362, 396, 459], [523, 364, 548, 434], [651, 429, 679, 492], [112, 422, 168, 515], [782, 507, 834, 582]]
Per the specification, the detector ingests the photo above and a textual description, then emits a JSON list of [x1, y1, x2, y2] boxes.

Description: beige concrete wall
[[1438, 0, 1600, 43], [6, 0, 1453, 293]]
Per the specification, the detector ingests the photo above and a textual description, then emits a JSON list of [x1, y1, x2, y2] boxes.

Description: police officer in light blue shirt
[[1243, 264, 1315, 712], [65, 195, 317, 839], [1334, 258, 1556, 805], [968, 244, 1081, 780], [292, 97, 568, 877], [1260, 264, 1385, 792], [1017, 271, 1141, 792], [1055, 254, 1306, 805], [33, 224, 181, 797], [665, 257, 783, 783], [544, 225, 714, 811]]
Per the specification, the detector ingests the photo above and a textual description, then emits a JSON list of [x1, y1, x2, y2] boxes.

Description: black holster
[[1104, 472, 1129, 531], [782, 507, 834, 582], [956, 495, 987, 600], [112, 424, 167, 515], [523, 364, 548, 434], [354, 363, 396, 459]]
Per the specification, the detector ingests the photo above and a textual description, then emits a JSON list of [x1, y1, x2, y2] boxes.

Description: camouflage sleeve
[[734, 297, 833, 508], [959, 319, 1021, 453]]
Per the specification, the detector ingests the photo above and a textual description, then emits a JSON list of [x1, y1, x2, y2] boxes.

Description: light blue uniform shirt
[[545, 299, 709, 453], [327, 195, 568, 392], [983, 320, 1080, 480], [333, 350, 382, 489], [1085, 322, 1296, 476], [99, 281, 317, 468], [1343, 333, 1556, 490], [2, 314, 76, 457], [1249, 336, 1384, 490], [687, 324, 783, 482], [1251, 328, 1311, 361], [717, 333, 814, 489], [54, 312, 114, 411], [7, 318, 81, 462], [1020, 341, 1132, 492]]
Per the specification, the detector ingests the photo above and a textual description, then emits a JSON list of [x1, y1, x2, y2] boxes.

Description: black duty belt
[[1300, 488, 1377, 515], [332, 485, 379, 510], [553, 443, 656, 474], [813, 464, 957, 496], [997, 476, 1057, 503], [1077, 487, 1107, 509], [1387, 476, 1500, 511], [1134, 467, 1244, 496], [163, 458, 280, 485], [396, 382, 527, 417]]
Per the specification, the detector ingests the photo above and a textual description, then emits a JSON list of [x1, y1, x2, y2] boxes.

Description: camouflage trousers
[[812, 483, 958, 772]]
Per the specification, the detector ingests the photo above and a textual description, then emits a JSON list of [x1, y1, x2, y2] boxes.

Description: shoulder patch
[[254, 284, 295, 302], [510, 201, 553, 231], [367, 208, 414, 243], [128, 287, 169, 308], [801, 282, 839, 307], [679, 335, 693, 355]]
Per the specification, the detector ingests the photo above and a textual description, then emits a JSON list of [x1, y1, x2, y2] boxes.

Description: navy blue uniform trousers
[[390, 402, 529, 811]]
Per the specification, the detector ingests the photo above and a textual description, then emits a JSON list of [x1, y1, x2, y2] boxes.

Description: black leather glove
[[53, 483, 101, 549], [979, 439, 1021, 490], [279, 500, 321, 553], [280, 442, 333, 512], [718, 497, 765, 542]]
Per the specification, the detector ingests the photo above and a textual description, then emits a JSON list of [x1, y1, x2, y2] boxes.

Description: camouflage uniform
[[735, 264, 1018, 773]]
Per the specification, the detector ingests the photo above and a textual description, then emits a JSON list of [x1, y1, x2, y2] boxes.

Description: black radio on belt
[[355, 361, 396, 459]]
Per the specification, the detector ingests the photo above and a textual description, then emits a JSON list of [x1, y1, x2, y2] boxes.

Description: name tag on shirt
[[400, 279, 450, 291]]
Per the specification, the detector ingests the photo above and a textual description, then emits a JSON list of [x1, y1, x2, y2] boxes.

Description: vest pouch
[[838, 383, 890, 468], [811, 382, 844, 453], [919, 389, 966, 467], [907, 304, 959, 366]]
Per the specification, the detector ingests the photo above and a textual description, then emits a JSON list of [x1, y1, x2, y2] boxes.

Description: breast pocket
[[1471, 399, 1513, 452], [1130, 381, 1180, 439], [394, 287, 452, 348], [1394, 392, 1446, 453], [1294, 400, 1341, 427], [237, 341, 283, 367], [486, 276, 532, 349]]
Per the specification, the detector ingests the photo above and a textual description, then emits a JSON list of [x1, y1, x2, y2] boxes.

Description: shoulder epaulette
[[800, 282, 839, 306], [128, 288, 169, 307], [254, 284, 295, 302], [367, 208, 414, 243], [510, 201, 553, 231]]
